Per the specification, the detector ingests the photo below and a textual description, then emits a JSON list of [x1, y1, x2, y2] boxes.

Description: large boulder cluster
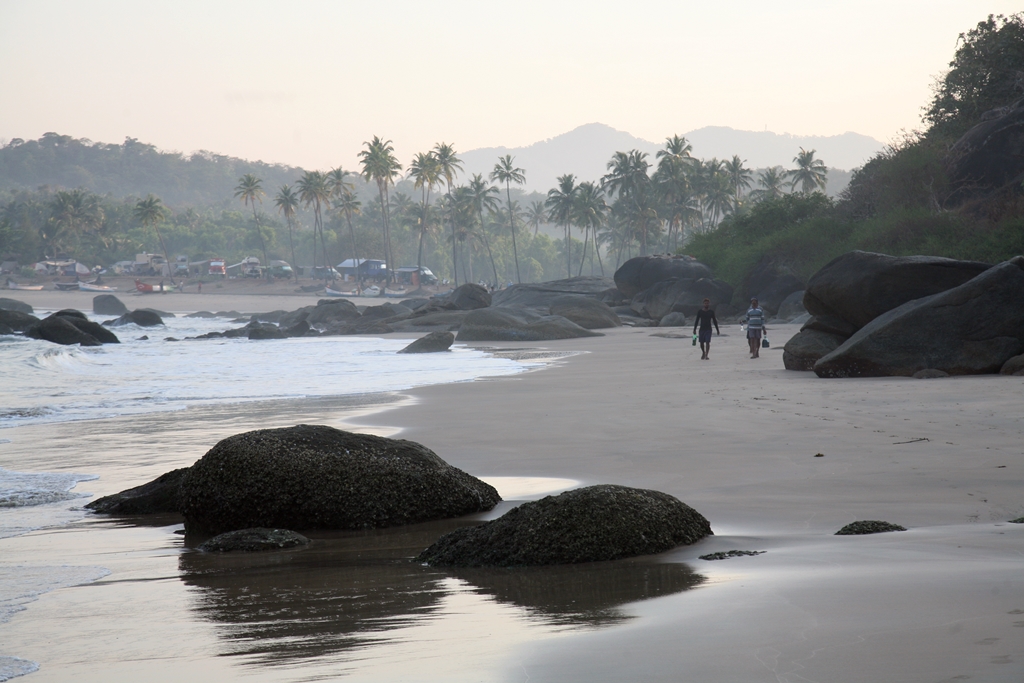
[[785, 251, 1024, 377]]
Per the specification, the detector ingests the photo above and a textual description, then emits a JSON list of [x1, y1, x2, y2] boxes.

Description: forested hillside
[[0, 133, 303, 208]]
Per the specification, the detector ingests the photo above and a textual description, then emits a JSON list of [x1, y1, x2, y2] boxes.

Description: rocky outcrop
[[389, 310, 470, 333], [630, 278, 733, 319], [658, 312, 687, 327], [456, 307, 603, 342], [548, 295, 621, 329], [491, 277, 615, 309], [108, 309, 164, 327], [248, 323, 287, 340], [614, 255, 713, 299], [85, 468, 188, 515], [0, 323, 13, 335], [26, 310, 120, 346], [448, 283, 491, 310], [198, 528, 310, 552], [0, 308, 39, 332], [782, 329, 847, 371], [416, 485, 712, 567], [398, 331, 455, 353], [92, 294, 128, 316], [946, 97, 1024, 206], [741, 258, 805, 314], [814, 259, 1024, 377], [804, 251, 991, 330], [179, 425, 500, 535], [360, 302, 413, 320], [0, 297, 33, 314]]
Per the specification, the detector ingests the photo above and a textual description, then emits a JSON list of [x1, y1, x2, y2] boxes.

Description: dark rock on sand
[[86, 468, 188, 515], [1000, 354, 1024, 376], [946, 97, 1024, 206], [912, 369, 950, 379], [248, 323, 286, 340], [804, 251, 991, 330], [614, 255, 713, 299], [456, 307, 602, 342], [630, 277, 733, 319], [783, 329, 847, 371], [0, 309, 40, 332], [740, 257, 804, 313], [835, 520, 906, 535], [776, 290, 807, 321], [198, 527, 310, 552], [0, 297, 33, 314], [801, 313, 858, 338], [92, 294, 128, 316], [699, 550, 765, 561], [398, 331, 455, 353], [658, 312, 687, 327], [417, 484, 712, 567], [179, 424, 500, 535], [448, 283, 492, 310], [491, 277, 615, 309], [548, 295, 621, 329], [0, 322, 13, 335], [108, 309, 164, 327], [814, 259, 1024, 377]]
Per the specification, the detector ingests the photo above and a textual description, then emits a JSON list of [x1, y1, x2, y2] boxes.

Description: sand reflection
[[178, 517, 704, 669]]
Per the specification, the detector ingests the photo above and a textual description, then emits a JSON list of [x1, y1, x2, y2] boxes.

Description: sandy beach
[[1, 290, 1023, 681]]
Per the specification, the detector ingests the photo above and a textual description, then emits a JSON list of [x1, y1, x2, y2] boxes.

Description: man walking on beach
[[745, 297, 766, 359], [693, 298, 720, 360]]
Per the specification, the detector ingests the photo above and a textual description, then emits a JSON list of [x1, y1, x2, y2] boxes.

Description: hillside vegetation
[[687, 13, 1024, 291]]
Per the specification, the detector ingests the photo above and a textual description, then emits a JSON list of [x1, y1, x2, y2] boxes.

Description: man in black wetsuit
[[692, 298, 720, 360]]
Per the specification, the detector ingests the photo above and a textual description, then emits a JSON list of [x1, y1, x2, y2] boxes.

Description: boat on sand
[[6, 279, 44, 291], [135, 280, 175, 293]]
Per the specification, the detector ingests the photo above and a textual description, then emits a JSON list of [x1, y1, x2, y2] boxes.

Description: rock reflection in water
[[179, 519, 704, 667]]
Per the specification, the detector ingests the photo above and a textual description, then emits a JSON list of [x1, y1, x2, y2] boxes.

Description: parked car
[[309, 266, 340, 281]]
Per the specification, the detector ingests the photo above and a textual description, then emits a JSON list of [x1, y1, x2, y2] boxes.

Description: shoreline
[[1, 325, 1023, 681]]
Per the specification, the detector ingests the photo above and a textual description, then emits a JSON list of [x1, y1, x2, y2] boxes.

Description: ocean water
[[0, 310, 533, 430]]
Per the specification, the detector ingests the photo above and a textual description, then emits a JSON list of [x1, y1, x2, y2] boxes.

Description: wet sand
[[2, 320, 1023, 681]]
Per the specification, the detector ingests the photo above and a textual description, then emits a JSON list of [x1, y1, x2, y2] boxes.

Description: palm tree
[[525, 200, 547, 236], [327, 167, 358, 275], [273, 185, 300, 281], [359, 137, 403, 285], [296, 170, 331, 272], [432, 142, 463, 286], [653, 141, 695, 251], [49, 189, 104, 260], [751, 167, 787, 202], [490, 155, 526, 284], [133, 195, 172, 282], [234, 174, 270, 279], [603, 150, 656, 254], [546, 174, 578, 277], [334, 187, 362, 284], [724, 155, 754, 212], [788, 148, 828, 194], [572, 181, 607, 276], [408, 151, 442, 278], [466, 174, 501, 285]]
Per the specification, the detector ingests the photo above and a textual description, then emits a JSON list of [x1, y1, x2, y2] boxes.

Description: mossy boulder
[[417, 484, 712, 567], [180, 424, 500, 535]]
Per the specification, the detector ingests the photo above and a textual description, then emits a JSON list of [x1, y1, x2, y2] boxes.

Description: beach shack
[[336, 258, 389, 282]]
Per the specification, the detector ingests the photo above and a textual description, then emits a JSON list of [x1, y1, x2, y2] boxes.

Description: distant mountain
[[459, 123, 883, 193]]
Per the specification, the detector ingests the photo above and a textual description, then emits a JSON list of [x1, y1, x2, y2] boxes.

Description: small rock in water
[[699, 550, 765, 561], [835, 520, 906, 535], [138, 335, 149, 340], [198, 527, 310, 552], [814, 453, 824, 457], [164, 337, 179, 342], [398, 331, 454, 353]]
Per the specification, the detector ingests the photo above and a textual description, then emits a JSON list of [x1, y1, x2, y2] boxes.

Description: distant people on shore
[[745, 298, 766, 359], [692, 298, 720, 360]]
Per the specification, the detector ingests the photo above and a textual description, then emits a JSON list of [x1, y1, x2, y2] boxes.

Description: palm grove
[[0, 130, 829, 286]]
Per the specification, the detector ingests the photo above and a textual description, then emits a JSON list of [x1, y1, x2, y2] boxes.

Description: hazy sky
[[1, 1, 1019, 170]]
